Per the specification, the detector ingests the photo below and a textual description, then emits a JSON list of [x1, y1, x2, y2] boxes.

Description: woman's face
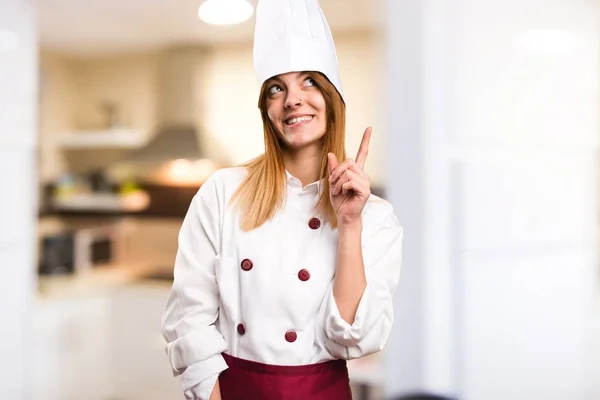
[[265, 71, 327, 151]]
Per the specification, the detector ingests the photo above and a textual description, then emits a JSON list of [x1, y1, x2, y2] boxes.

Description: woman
[[161, 1, 403, 399]]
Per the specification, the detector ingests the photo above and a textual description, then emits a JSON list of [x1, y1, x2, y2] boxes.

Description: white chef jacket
[[161, 167, 403, 400]]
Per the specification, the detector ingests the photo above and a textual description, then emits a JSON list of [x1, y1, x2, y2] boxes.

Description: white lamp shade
[[198, 0, 254, 25]]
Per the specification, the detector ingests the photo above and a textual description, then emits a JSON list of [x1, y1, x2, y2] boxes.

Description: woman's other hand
[[209, 379, 222, 400]]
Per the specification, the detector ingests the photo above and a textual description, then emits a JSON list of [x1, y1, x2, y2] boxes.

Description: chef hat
[[253, 0, 344, 100]]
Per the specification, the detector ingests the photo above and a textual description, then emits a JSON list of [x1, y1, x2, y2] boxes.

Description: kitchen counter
[[36, 263, 171, 302], [40, 181, 199, 219]]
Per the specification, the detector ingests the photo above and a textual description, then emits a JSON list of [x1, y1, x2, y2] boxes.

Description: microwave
[[39, 224, 117, 275], [73, 225, 116, 272]]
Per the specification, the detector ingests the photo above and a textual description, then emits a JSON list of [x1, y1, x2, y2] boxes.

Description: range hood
[[124, 125, 201, 163], [124, 46, 209, 164]]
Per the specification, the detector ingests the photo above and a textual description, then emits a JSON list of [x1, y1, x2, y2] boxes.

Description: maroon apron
[[219, 353, 353, 400]]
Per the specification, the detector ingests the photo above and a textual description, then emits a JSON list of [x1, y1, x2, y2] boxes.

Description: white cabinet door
[[32, 283, 181, 400], [107, 283, 182, 400], [32, 294, 112, 400]]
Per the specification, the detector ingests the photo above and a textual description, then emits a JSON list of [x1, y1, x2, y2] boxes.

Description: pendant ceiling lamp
[[198, 0, 254, 25]]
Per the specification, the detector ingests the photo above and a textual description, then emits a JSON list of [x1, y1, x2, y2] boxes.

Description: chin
[[279, 123, 326, 149], [283, 137, 324, 150]]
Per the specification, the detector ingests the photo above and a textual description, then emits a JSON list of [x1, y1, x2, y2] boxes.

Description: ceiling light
[[516, 30, 578, 56], [198, 0, 254, 26], [0, 30, 19, 52]]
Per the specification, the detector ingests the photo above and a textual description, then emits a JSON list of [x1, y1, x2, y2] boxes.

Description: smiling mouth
[[284, 115, 314, 126]]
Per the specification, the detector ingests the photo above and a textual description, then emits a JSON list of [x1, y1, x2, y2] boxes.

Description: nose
[[284, 87, 303, 109]]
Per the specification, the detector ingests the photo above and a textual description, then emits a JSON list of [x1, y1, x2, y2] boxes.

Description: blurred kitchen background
[[2, 0, 600, 399]]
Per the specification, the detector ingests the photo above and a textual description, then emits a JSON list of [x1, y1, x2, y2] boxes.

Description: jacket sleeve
[[161, 185, 229, 398], [321, 202, 403, 360]]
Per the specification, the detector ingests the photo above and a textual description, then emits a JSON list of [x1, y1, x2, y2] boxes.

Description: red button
[[241, 259, 253, 271], [298, 269, 311, 281], [308, 217, 321, 230], [285, 330, 297, 343], [237, 323, 246, 335]]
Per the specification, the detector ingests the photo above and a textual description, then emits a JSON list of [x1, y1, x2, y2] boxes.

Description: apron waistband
[[222, 353, 347, 376]]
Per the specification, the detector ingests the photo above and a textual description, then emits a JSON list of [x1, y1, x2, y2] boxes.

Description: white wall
[[382, 0, 428, 395], [74, 53, 159, 134], [0, 0, 38, 398], [384, 0, 599, 398], [39, 51, 161, 180], [39, 52, 78, 182]]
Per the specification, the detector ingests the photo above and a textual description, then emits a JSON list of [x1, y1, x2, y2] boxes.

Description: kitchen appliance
[[39, 232, 75, 275], [38, 224, 119, 276], [73, 224, 117, 271]]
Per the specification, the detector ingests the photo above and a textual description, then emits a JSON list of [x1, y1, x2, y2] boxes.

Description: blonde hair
[[230, 71, 346, 231]]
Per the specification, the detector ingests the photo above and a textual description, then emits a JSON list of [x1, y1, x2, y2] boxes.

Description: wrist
[[338, 219, 362, 232]]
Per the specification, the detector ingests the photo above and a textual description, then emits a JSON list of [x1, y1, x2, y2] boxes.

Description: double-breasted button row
[[240, 217, 319, 271], [236, 324, 297, 343], [240, 259, 311, 282]]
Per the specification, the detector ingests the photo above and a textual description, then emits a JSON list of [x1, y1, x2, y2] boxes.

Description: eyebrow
[[265, 77, 283, 87]]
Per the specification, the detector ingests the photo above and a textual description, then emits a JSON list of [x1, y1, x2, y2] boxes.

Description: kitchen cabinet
[[106, 283, 181, 400], [31, 293, 113, 400], [31, 279, 180, 400]]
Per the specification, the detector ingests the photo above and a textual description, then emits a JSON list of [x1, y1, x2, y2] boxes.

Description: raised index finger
[[355, 127, 372, 168]]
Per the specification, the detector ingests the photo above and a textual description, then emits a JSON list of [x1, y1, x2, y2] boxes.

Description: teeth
[[286, 116, 313, 125]]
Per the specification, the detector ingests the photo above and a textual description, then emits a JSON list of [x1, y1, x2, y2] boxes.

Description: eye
[[303, 77, 316, 87], [268, 85, 283, 95]]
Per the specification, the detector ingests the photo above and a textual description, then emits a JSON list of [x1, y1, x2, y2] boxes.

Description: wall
[[384, 0, 600, 398], [39, 51, 79, 182], [73, 52, 159, 134], [0, 0, 38, 398], [38, 31, 387, 185], [39, 51, 160, 180]]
